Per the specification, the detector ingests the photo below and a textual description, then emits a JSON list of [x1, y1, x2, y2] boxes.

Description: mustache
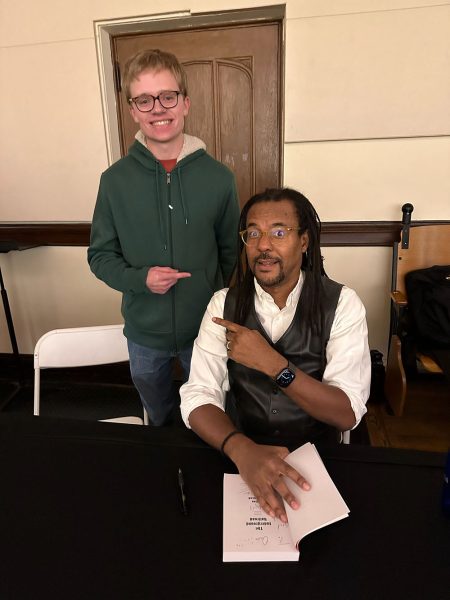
[[254, 252, 280, 262]]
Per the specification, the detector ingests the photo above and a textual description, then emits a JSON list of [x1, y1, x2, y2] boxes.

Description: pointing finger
[[212, 317, 240, 332]]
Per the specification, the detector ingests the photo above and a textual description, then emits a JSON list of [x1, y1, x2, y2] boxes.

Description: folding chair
[[384, 204, 450, 416], [34, 324, 149, 425]]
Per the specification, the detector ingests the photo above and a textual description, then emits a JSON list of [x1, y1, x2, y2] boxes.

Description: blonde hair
[[122, 49, 188, 100]]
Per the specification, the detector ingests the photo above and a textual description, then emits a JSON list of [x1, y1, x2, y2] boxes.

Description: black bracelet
[[220, 430, 242, 457]]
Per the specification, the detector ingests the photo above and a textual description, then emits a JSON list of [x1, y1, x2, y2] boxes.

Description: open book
[[223, 442, 349, 562]]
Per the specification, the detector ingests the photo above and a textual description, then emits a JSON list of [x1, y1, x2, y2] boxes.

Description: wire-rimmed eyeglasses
[[128, 90, 182, 112], [240, 227, 301, 246]]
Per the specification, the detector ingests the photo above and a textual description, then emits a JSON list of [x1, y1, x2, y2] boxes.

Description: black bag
[[405, 265, 450, 378], [405, 265, 450, 349]]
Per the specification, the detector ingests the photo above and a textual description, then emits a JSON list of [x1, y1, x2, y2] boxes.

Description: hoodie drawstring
[[155, 163, 167, 250], [177, 167, 189, 225]]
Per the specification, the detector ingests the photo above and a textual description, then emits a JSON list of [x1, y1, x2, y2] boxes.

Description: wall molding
[[0, 221, 426, 249], [1, 221, 448, 250]]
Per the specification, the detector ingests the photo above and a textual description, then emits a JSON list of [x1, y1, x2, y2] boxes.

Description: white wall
[[1, 0, 449, 358]]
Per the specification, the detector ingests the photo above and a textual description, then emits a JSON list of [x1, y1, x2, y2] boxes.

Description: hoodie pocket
[[122, 290, 172, 335]]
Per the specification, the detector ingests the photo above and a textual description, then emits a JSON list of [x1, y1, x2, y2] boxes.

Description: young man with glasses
[[88, 49, 239, 426], [180, 187, 371, 522]]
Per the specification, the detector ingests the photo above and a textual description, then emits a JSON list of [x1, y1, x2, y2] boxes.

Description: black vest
[[224, 276, 343, 445]]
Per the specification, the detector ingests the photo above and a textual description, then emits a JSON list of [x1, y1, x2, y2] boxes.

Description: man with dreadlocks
[[180, 188, 371, 522]]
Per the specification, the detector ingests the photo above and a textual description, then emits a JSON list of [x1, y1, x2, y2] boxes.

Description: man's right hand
[[146, 266, 191, 294], [225, 435, 311, 523]]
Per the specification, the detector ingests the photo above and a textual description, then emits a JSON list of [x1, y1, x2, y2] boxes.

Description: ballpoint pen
[[178, 467, 188, 516]]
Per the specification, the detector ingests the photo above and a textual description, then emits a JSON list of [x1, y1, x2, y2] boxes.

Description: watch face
[[276, 368, 295, 388]]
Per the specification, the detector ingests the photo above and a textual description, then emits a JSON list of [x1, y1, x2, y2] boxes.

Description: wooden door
[[112, 22, 282, 206]]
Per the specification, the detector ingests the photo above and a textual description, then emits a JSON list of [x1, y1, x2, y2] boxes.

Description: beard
[[253, 253, 285, 288]]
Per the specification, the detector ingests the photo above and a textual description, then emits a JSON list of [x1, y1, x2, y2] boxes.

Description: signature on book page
[[234, 480, 293, 549]]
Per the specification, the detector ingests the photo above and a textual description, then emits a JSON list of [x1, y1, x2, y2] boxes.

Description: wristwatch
[[274, 361, 296, 388]]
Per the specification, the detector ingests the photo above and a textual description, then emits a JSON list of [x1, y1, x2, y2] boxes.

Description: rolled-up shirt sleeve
[[323, 286, 371, 428], [180, 290, 229, 428]]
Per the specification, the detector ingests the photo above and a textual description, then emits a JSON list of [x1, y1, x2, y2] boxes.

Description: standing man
[[88, 49, 239, 425], [180, 187, 371, 521]]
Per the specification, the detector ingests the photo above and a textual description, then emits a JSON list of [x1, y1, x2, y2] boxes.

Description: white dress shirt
[[180, 272, 371, 430]]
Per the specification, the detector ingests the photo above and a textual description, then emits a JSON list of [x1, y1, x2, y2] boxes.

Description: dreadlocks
[[233, 188, 326, 333]]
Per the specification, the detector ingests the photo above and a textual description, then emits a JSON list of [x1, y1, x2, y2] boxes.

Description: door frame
[[93, 4, 285, 166]]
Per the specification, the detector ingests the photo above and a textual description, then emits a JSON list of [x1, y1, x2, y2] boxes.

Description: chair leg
[[384, 335, 407, 416], [33, 368, 40, 416]]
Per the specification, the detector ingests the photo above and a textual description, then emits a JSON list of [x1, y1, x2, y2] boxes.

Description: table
[[0, 414, 448, 600]]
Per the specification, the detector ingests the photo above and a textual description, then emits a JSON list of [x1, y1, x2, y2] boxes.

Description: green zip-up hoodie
[[88, 134, 239, 351]]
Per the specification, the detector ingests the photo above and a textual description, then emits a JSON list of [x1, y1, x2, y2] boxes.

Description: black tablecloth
[[0, 415, 448, 600]]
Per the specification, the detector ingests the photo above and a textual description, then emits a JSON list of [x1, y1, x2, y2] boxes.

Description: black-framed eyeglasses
[[240, 226, 301, 246], [128, 90, 182, 112]]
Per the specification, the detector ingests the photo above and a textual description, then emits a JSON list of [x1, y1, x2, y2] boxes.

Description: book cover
[[223, 442, 349, 562]]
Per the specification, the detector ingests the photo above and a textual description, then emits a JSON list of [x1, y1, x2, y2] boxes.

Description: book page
[[283, 443, 349, 548], [223, 474, 299, 562]]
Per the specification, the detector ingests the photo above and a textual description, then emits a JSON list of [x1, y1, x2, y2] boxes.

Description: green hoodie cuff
[[124, 266, 149, 294]]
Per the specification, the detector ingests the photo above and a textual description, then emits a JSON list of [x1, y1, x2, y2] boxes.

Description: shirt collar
[[253, 270, 304, 307]]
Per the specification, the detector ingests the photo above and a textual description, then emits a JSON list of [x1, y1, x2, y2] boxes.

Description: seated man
[[180, 187, 371, 522]]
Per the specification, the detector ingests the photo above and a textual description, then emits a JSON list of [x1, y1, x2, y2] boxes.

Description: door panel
[[113, 22, 281, 207], [217, 60, 254, 203], [183, 61, 215, 154]]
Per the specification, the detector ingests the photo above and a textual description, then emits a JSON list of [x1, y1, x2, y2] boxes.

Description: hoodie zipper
[[166, 170, 177, 353]]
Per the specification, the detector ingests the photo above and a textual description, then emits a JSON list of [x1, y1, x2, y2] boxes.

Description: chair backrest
[[34, 325, 128, 369], [33, 325, 148, 424], [393, 224, 450, 296]]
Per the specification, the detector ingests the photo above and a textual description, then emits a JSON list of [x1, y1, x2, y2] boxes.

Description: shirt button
[[272, 388, 278, 395], [271, 409, 278, 414]]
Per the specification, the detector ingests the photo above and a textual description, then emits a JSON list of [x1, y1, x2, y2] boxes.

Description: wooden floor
[[365, 372, 450, 453]]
